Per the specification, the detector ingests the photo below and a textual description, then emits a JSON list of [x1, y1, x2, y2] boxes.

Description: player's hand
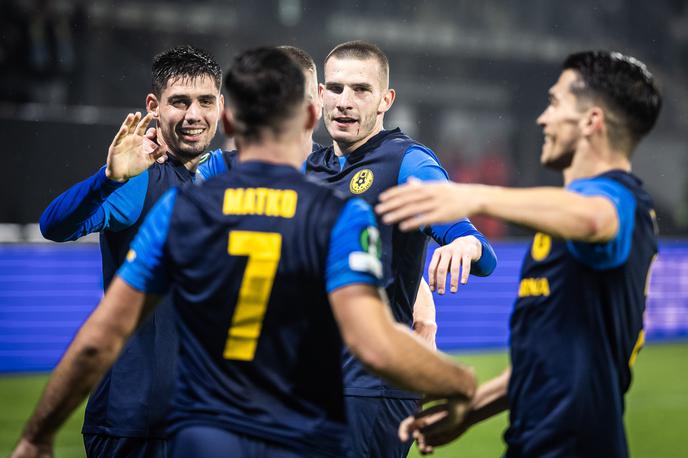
[[10, 437, 53, 458], [428, 236, 482, 294], [412, 320, 438, 350], [399, 396, 473, 453], [376, 179, 482, 231], [144, 125, 169, 164], [106, 112, 166, 182]]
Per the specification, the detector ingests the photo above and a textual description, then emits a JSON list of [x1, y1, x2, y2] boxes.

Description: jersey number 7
[[224, 231, 282, 361]]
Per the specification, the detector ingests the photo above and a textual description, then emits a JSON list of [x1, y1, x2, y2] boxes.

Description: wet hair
[[324, 40, 389, 87], [151, 45, 222, 97], [223, 47, 305, 143], [277, 45, 316, 74], [563, 50, 662, 152]]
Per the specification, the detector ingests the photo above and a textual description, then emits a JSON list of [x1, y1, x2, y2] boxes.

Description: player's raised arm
[[377, 180, 619, 243], [39, 112, 164, 242]]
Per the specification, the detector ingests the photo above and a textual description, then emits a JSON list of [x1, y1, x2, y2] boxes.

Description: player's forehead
[[324, 56, 383, 87], [160, 74, 219, 98], [549, 69, 580, 102]]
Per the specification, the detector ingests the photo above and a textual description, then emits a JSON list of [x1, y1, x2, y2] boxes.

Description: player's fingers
[[427, 250, 441, 291], [128, 112, 142, 135], [461, 253, 472, 285], [449, 252, 461, 293], [379, 179, 421, 202], [144, 127, 157, 140], [112, 113, 134, 146], [135, 112, 154, 137], [377, 193, 432, 223], [398, 208, 447, 232], [156, 153, 168, 164], [434, 251, 451, 295], [398, 415, 417, 442]]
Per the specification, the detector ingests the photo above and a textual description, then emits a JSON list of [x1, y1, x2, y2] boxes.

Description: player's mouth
[[333, 116, 358, 129], [178, 127, 206, 142]]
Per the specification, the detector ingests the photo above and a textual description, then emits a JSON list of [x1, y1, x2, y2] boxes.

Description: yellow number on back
[[224, 231, 282, 361]]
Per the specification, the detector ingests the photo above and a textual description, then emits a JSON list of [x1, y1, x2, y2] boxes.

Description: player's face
[[151, 75, 221, 159], [321, 57, 392, 151], [536, 69, 585, 170]]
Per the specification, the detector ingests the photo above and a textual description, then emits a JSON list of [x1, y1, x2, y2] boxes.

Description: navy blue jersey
[[40, 157, 198, 439], [118, 160, 383, 457], [306, 128, 496, 398], [197, 142, 324, 182], [506, 171, 658, 458]]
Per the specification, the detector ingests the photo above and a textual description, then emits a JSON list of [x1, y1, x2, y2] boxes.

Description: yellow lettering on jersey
[[518, 277, 551, 297], [222, 188, 298, 219], [531, 232, 551, 261], [628, 329, 645, 368], [224, 231, 282, 361], [223, 188, 244, 214]]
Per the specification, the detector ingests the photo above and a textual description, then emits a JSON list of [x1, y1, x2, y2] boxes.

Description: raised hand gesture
[[106, 112, 165, 182]]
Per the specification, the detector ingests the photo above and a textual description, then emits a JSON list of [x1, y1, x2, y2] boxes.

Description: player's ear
[[318, 83, 326, 99], [378, 88, 395, 114], [146, 94, 159, 119], [581, 106, 605, 137], [305, 101, 318, 131], [222, 108, 235, 137]]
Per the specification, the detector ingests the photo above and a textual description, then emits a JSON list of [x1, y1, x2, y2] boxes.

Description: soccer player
[[37, 45, 223, 457], [304, 40, 497, 457], [197, 45, 441, 347], [380, 51, 662, 457], [12, 47, 478, 458]]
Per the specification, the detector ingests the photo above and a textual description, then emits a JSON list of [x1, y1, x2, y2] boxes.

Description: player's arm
[[13, 281, 160, 457], [331, 284, 475, 397], [324, 198, 476, 398], [378, 180, 621, 243], [399, 367, 511, 451], [398, 146, 497, 294], [412, 278, 437, 349], [13, 189, 175, 458], [39, 112, 162, 241]]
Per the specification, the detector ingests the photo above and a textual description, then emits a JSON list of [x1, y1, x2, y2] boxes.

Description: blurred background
[[0, 0, 687, 456]]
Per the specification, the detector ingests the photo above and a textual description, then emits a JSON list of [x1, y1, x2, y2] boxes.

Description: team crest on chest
[[531, 232, 551, 261], [349, 169, 374, 194]]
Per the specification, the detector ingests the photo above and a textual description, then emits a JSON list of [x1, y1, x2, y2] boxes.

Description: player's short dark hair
[[325, 40, 389, 86], [223, 47, 305, 143], [277, 46, 316, 74], [151, 45, 222, 97], [563, 50, 662, 153]]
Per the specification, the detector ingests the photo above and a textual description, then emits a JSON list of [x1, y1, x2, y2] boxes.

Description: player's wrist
[[105, 166, 128, 183]]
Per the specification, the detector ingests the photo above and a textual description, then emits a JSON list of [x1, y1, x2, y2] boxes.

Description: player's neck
[[238, 137, 304, 170], [563, 143, 631, 185], [167, 151, 205, 173]]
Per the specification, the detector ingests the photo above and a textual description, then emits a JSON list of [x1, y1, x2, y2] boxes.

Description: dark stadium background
[[1, 1, 687, 456]]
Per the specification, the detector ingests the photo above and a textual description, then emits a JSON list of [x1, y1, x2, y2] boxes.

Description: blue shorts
[[344, 396, 418, 458], [83, 434, 167, 458], [170, 426, 305, 458]]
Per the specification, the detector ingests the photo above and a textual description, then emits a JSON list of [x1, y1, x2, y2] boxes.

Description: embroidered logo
[[349, 169, 374, 194]]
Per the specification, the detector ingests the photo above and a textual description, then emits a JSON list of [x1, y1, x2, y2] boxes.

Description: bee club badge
[[349, 169, 374, 194]]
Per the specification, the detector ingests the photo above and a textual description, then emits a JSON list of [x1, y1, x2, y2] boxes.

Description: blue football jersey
[[119, 160, 383, 456], [506, 170, 658, 457]]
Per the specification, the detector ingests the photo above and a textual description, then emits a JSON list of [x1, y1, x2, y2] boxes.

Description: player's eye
[[326, 84, 343, 94]]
